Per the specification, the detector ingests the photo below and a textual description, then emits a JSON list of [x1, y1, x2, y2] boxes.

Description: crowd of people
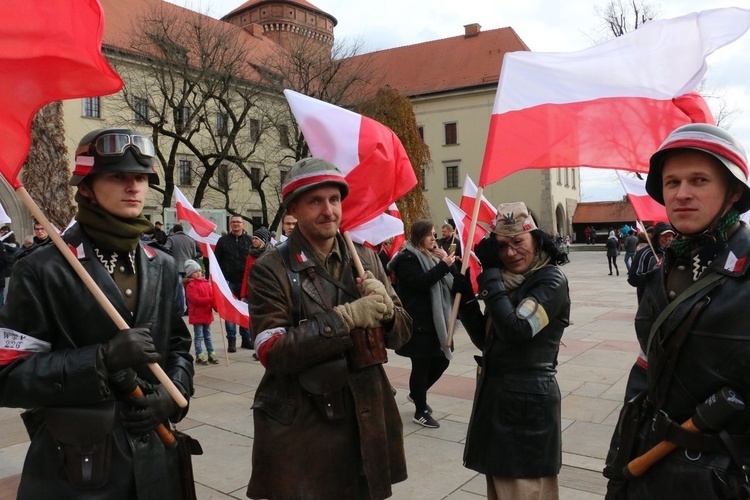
[[1, 122, 748, 500]]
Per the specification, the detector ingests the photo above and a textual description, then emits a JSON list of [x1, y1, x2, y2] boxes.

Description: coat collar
[[707, 222, 750, 277]]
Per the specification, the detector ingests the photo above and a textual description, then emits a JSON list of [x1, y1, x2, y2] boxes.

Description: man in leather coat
[[0, 128, 194, 499], [246, 158, 412, 499], [604, 123, 750, 500]]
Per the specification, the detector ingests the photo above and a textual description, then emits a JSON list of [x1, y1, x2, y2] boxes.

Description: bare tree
[[594, 0, 658, 39], [109, 3, 273, 222], [355, 87, 430, 229], [22, 102, 76, 227]]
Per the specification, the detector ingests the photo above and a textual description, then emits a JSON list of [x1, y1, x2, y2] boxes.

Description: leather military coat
[[458, 264, 570, 478], [612, 223, 750, 499], [0, 223, 194, 500], [246, 230, 412, 500]]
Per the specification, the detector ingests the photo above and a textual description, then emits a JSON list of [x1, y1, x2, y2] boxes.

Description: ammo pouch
[[298, 356, 348, 421], [346, 325, 387, 370], [44, 401, 115, 489], [610, 390, 650, 475]]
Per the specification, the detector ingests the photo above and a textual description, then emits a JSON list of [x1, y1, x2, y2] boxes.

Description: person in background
[[164, 223, 202, 315], [214, 215, 252, 352], [239, 227, 270, 301], [183, 259, 218, 366], [0, 127, 194, 498], [453, 201, 570, 500], [626, 222, 675, 304], [278, 211, 297, 244], [604, 122, 750, 500], [151, 221, 167, 245], [606, 230, 621, 276], [246, 157, 411, 499], [622, 228, 639, 271], [437, 222, 462, 259], [388, 220, 456, 428], [31, 221, 49, 247]]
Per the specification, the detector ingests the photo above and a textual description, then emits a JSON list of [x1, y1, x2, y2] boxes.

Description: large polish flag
[[284, 90, 417, 232], [207, 246, 250, 329], [187, 227, 220, 255], [479, 8, 750, 187], [446, 198, 488, 294], [174, 186, 217, 238], [460, 176, 496, 226], [616, 171, 668, 223]]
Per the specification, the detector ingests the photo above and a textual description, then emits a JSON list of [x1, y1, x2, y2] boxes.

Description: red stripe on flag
[[479, 94, 713, 187]]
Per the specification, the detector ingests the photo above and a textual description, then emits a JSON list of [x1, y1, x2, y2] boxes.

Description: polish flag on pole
[[446, 198, 488, 293], [616, 171, 668, 223], [479, 8, 750, 187], [174, 186, 217, 238], [283, 90, 417, 232], [347, 203, 404, 248], [460, 176, 496, 226], [384, 204, 405, 258], [187, 227, 220, 255], [207, 246, 250, 329]]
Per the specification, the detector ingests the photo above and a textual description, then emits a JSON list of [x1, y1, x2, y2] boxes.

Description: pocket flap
[[503, 374, 551, 395], [252, 394, 297, 426]]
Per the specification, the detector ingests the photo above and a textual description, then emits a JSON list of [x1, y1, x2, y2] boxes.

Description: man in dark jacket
[[214, 214, 252, 352], [604, 123, 750, 500], [151, 221, 167, 245], [246, 157, 412, 499], [626, 222, 675, 303], [0, 128, 194, 499]]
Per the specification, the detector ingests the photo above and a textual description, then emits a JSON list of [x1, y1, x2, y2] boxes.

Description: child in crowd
[[183, 259, 219, 365]]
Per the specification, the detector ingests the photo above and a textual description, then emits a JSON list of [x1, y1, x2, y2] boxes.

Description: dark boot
[[241, 338, 253, 350], [228, 339, 237, 353]]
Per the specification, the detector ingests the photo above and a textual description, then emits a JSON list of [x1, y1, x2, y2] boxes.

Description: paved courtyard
[[0, 247, 637, 499]]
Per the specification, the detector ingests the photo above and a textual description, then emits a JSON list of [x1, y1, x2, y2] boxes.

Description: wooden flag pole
[[16, 187, 188, 411], [445, 186, 485, 347], [343, 231, 367, 279]]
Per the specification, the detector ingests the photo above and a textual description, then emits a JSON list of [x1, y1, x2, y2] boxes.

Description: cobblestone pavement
[[0, 247, 635, 499]]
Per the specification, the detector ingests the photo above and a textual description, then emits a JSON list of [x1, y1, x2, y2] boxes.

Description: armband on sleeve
[[515, 297, 549, 336]]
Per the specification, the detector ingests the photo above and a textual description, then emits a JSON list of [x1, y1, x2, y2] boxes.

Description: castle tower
[[222, 0, 337, 47]]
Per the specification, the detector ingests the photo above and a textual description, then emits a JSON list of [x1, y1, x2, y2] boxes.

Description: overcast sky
[[168, 0, 750, 201]]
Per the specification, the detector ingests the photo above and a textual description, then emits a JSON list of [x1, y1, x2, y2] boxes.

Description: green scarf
[[74, 192, 153, 252], [670, 209, 740, 258]]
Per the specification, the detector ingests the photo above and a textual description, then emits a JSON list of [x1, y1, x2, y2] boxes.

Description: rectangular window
[[421, 168, 427, 190], [557, 168, 562, 185], [250, 162, 263, 189], [134, 97, 149, 124], [249, 118, 260, 142], [175, 106, 190, 133], [178, 159, 192, 186], [571, 168, 576, 189], [444, 122, 457, 145], [216, 112, 228, 136], [565, 168, 570, 187], [217, 164, 229, 190], [278, 124, 290, 148], [83, 97, 101, 118], [279, 165, 290, 187], [418, 126, 424, 141], [445, 163, 459, 188]]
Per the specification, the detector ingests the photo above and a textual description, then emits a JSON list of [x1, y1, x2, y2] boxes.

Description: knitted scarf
[[75, 192, 153, 252], [670, 209, 739, 258], [500, 249, 551, 294], [402, 241, 454, 360]]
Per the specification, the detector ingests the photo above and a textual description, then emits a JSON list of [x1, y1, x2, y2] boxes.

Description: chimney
[[464, 23, 481, 38]]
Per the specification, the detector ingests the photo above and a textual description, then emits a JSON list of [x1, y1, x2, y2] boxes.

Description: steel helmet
[[281, 157, 349, 208], [70, 128, 159, 186], [646, 123, 750, 212]]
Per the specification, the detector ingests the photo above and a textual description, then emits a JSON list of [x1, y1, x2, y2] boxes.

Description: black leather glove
[[101, 326, 161, 372], [120, 382, 178, 434], [474, 236, 503, 270], [451, 269, 474, 298], [109, 368, 138, 393]]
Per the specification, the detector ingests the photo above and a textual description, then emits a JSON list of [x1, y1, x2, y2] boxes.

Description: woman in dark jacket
[[454, 201, 570, 500], [606, 230, 621, 276], [389, 220, 456, 428]]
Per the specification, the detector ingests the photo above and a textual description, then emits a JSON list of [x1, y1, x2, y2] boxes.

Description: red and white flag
[[460, 176, 496, 226], [0, 200, 10, 225], [446, 198, 488, 293], [0, 0, 123, 189], [187, 227, 220, 255], [207, 246, 250, 329], [284, 90, 417, 232], [347, 203, 404, 249], [0, 328, 51, 365], [174, 186, 217, 238], [479, 8, 750, 187], [616, 171, 668, 223]]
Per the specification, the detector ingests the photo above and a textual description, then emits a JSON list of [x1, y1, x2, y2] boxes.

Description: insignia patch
[[515, 297, 549, 336]]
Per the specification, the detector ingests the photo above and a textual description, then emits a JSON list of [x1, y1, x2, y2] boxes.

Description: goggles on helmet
[[77, 133, 155, 159]]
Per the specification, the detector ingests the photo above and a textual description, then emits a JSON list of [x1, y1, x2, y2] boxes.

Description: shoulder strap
[[646, 272, 724, 356], [277, 242, 302, 327]]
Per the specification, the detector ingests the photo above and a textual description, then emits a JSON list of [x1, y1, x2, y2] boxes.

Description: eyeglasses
[[78, 133, 156, 159], [34, 227, 45, 232], [498, 239, 526, 254]]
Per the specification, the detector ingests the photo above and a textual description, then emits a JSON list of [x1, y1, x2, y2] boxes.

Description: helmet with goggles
[[70, 128, 159, 186]]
